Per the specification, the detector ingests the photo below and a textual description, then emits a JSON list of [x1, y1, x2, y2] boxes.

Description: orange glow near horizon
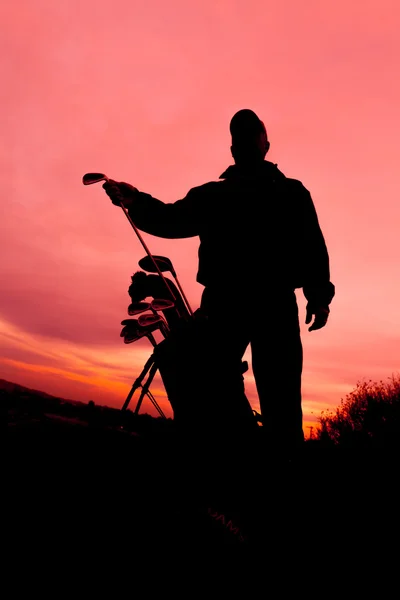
[[1, 0, 399, 437]]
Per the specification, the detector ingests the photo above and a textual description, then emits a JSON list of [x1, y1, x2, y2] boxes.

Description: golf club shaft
[[171, 275, 193, 316], [149, 307, 171, 333], [120, 203, 177, 304]]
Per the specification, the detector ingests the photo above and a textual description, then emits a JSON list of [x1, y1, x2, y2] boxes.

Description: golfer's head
[[230, 109, 269, 164]]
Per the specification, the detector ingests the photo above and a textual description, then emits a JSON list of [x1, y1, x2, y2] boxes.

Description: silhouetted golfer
[[103, 109, 335, 456]]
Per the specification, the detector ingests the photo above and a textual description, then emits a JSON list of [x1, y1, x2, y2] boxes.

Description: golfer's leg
[[211, 317, 251, 416], [201, 289, 253, 424], [251, 319, 304, 452]]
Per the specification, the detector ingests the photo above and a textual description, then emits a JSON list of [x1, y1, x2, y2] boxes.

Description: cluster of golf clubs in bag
[[120, 252, 197, 416]]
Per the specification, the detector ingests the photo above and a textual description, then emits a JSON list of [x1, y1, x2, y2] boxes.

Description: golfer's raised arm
[[124, 186, 203, 239]]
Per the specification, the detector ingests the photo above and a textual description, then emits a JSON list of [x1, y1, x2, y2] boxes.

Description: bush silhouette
[[315, 373, 400, 447]]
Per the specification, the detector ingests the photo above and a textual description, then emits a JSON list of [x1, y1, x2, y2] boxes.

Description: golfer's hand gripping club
[[102, 180, 139, 207]]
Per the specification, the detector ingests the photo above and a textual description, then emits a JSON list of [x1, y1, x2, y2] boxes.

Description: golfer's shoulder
[[185, 180, 221, 199], [281, 176, 315, 208], [282, 176, 310, 196]]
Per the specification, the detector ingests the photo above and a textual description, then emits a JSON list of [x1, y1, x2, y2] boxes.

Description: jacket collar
[[219, 160, 286, 181]]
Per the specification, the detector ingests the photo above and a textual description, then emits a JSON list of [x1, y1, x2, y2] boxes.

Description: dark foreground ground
[[6, 388, 399, 589]]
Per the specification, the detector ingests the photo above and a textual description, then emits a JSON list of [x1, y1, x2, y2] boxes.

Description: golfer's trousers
[[200, 287, 304, 449]]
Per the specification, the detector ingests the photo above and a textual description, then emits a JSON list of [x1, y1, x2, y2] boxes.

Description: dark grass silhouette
[[6, 376, 399, 583], [316, 374, 400, 448]]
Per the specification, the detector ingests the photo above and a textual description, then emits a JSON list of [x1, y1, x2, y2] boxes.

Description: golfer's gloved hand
[[102, 180, 139, 207], [305, 304, 330, 332]]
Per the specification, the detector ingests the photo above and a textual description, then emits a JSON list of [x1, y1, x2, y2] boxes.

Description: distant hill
[[4, 377, 174, 437], [0, 378, 85, 405]]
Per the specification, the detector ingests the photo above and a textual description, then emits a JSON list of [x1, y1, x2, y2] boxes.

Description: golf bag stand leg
[[121, 353, 156, 411], [133, 360, 159, 415]]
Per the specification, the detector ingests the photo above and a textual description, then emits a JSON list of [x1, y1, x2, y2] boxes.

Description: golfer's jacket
[[127, 160, 335, 308]]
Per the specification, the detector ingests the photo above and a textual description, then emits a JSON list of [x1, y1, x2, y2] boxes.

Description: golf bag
[[152, 310, 257, 435]]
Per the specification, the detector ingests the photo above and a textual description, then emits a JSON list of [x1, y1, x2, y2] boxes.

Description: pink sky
[[1, 0, 399, 435]]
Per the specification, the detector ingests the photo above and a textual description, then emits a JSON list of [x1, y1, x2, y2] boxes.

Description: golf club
[[138, 254, 193, 316], [149, 298, 175, 331], [123, 329, 157, 346], [128, 299, 174, 330], [138, 313, 169, 337], [150, 298, 175, 312], [128, 271, 188, 324], [120, 318, 142, 336], [120, 318, 164, 346], [127, 301, 152, 316], [82, 173, 109, 185], [82, 172, 178, 304]]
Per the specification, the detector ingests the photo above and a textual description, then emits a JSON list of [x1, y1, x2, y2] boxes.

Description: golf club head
[[121, 325, 156, 346], [138, 313, 162, 326], [138, 255, 176, 277], [121, 317, 165, 344], [123, 331, 142, 344], [138, 313, 169, 337], [127, 301, 151, 316], [150, 298, 175, 311], [82, 172, 109, 185], [120, 318, 141, 337]]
